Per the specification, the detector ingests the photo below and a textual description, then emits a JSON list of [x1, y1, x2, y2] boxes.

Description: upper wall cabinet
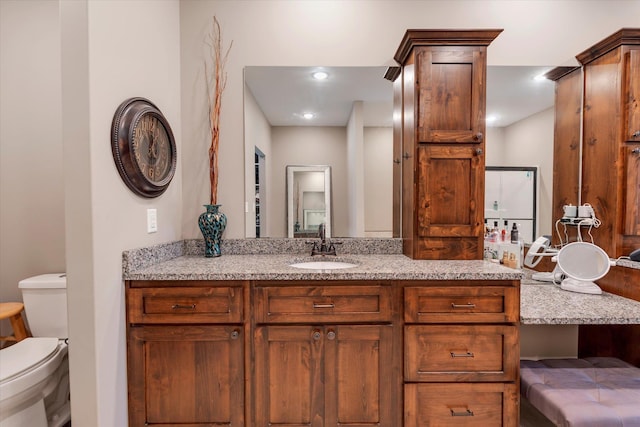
[[393, 29, 502, 260], [416, 46, 486, 144], [550, 28, 640, 258]]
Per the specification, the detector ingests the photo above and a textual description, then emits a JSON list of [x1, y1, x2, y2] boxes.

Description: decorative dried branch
[[205, 16, 233, 205]]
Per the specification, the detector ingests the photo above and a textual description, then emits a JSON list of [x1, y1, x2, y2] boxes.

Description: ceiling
[[244, 65, 555, 129]]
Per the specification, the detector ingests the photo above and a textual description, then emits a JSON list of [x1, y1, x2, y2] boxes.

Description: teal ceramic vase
[[198, 204, 227, 257]]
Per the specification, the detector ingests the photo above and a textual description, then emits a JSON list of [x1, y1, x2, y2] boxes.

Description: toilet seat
[[0, 337, 66, 397]]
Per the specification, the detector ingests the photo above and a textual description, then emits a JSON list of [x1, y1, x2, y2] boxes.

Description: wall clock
[[111, 97, 177, 198]]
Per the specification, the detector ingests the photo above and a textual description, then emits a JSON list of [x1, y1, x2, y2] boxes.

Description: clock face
[[131, 114, 173, 185], [111, 98, 177, 198]]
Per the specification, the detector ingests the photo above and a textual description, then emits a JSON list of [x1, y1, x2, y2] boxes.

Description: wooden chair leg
[[9, 313, 30, 341]]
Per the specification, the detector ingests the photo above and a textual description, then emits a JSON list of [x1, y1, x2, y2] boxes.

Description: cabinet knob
[[326, 330, 336, 340], [230, 330, 240, 340], [393, 158, 401, 164], [474, 148, 483, 156], [633, 130, 640, 138], [403, 152, 411, 159], [473, 132, 483, 142], [632, 147, 640, 155], [312, 330, 322, 341]]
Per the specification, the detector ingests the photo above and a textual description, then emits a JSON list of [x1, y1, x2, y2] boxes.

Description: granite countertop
[[520, 277, 640, 325], [123, 239, 640, 325], [124, 253, 523, 281]]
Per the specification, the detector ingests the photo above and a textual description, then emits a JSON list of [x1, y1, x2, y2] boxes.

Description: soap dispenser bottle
[[510, 223, 519, 243]]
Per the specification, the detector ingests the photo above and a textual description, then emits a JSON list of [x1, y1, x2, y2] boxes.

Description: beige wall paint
[[0, 0, 66, 335], [271, 126, 348, 237], [243, 85, 272, 237], [2, 1, 639, 425], [502, 107, 555, 236], [61, 0, 183, 425], [347, 101, 365, 237], [364, 127, 393, 236], [180, 0, 640, 240]]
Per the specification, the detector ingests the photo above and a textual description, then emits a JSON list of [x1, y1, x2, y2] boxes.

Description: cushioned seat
[[520, 357, 640, 427]]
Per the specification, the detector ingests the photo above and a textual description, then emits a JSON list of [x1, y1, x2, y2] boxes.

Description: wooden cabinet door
[[254, 325, 325, 427], [625, 48, 640, 142], [416, 46, 486, 144], [255, 325, 394, 427], [324, 325, 394, 427], [127, 325, 244, 427], [624, 143, 640, 235], [417, 145, 483, 238]]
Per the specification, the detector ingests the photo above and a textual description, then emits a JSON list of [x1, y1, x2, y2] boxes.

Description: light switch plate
[[147, 208, 158, 233]]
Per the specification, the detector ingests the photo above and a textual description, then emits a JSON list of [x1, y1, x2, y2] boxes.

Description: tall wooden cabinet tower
[[549, 29, 640, 257], [393, 29, 502, 260], [579, 28, 640, 258], [546, 66, 582, 247]]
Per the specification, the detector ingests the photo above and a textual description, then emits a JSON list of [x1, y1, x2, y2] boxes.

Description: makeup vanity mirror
[[244, 65, 554, 240]]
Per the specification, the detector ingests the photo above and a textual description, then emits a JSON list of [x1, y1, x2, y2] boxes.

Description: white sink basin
[[289, 261, 358, 270]]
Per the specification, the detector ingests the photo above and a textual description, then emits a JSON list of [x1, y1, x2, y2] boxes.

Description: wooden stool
[[0, 302, 31, 344]]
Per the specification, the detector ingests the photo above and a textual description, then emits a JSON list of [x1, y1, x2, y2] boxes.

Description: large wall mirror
[[244, 65, 554, 241]]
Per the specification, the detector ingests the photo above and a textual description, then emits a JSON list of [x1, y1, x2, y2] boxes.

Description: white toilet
[[0, 274, 71, 427]]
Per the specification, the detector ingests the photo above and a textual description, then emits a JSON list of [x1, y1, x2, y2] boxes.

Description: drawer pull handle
[[450, 351, 474, 358], [313, 303, 335, 309], [451, 303, 476, 309], [230, 330, 240, 340], [450, 409, 474, 417], [312, 330, 322, 341], [171, 304, 196, 310], [327, 330, 336, 340]]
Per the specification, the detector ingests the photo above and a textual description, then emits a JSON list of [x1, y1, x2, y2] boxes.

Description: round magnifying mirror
[[556, 242, 614, 294]]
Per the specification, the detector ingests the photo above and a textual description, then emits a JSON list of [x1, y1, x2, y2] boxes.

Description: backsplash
[[122, 238, 403, 275]]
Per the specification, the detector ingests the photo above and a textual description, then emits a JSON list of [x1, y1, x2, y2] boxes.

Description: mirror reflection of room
[[244, 65, 555, 240], [286, 165, 331, 238]]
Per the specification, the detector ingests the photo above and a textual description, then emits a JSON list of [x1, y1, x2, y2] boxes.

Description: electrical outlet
[[147, 208, 158, 233]]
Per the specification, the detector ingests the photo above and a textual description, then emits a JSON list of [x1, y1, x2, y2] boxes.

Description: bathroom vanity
[[123, 240, 522, 427]]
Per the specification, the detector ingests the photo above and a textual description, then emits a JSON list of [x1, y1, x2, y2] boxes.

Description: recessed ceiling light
[[303, 112, 315, 119], [312, 71, 328, 80]]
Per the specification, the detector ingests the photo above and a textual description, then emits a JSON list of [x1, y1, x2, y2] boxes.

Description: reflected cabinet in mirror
[[286, 165, 332, 238], [244, 65, 554, 241]]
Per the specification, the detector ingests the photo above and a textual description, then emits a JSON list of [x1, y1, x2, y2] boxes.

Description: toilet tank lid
[[19, 273, 66, 289]]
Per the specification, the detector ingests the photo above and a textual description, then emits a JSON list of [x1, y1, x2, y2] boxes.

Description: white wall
[[2, 1, 640, 425]]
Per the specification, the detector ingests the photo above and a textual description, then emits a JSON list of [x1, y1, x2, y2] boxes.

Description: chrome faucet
[[309, 223, 337, 256]]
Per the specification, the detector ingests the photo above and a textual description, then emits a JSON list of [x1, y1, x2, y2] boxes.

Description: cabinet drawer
[[405, 383, 518, 427], [405, 325, 518, 382], [127, 287, 243, 324], [404, 286, 519, 323], [254, 285, 392, 323]]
